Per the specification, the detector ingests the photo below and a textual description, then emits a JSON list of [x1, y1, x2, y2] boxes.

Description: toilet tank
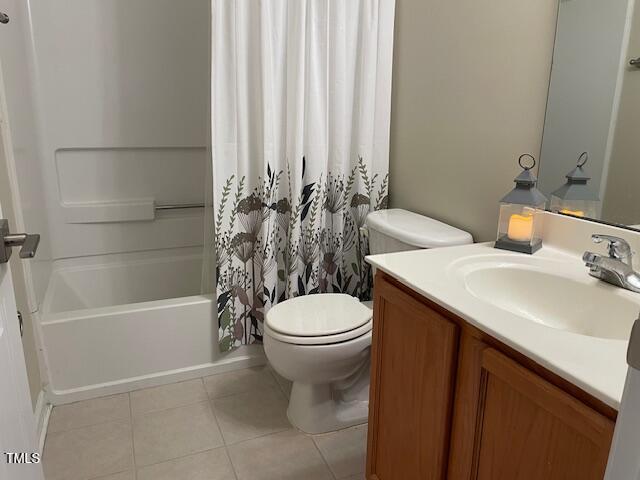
[[365, 209, 473, 255]]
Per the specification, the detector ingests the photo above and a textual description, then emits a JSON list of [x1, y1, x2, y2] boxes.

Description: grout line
[[208, 379, 292, 446], [223, 445, 240, 480], [203, 366, 285, 401], [129, 377, 204, 396], [127, 395, 218, 464], [46, 393, 132, 435], [45, 416, 132, 437], [131, 396, 212, 420], [87, 467, 134, 480], [120, 395, 236, 476], [205, 368, 293, 447], [129, 378, 211, 417], [267, 366, 292, 400], [311, 435, 339, 480], [56, 367, 303, 478], [206, 387, 282, 402], [134, 446, 230, 475], [58, 368, 364, 480], [208, 395, 230, 446], [205, 389, 224, 440], [47, 398, 215, 437], [53, 375, 237, 428], [221, 426, 293, 447], [220, 425, 298, 449], [128, 392, 138, 480], [80, 397, 136, 480]]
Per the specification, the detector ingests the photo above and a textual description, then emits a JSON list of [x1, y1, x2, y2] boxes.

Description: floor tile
[[268, 367, 293, 398], [48, 393, 130, 434], [92, 471, 136, 480], [227, 430, 333, 480], [204, 366, 277, 399], [137, 448, 236, 480], [212, 386, 290, 444], [131, 379, 208, 416], [338, 475, 366, 480], [313, 424, 367, 479], [132, 401, 224, 467], [43, 420, 133, 480]]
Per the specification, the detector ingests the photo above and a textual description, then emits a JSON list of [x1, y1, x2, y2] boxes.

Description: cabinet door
[[470, 349, 614, 480], [366, 276, 459, 480]]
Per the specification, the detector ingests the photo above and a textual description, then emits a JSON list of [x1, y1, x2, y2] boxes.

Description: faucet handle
[[582, 251, 602, 274], [582, 251, 599, 266], [591, 234, 633, 263]]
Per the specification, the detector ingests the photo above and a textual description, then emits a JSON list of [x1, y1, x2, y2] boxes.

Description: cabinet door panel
[[366, 276, 459, 480], [472, 349, 614, 480]]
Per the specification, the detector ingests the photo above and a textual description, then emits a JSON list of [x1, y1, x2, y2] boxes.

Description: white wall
[[537, 0, 631, 199], [27, 0, 209, 260]]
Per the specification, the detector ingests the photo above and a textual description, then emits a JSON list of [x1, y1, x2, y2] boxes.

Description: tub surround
[[367, 211, 638, 409]]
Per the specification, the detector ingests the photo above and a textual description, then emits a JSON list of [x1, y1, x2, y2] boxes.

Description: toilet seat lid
[[266, 294, 372, 337], [264, 320, 372, 345]]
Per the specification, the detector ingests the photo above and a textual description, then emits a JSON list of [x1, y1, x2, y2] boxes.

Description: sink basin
[[457, 261, 638, 340]]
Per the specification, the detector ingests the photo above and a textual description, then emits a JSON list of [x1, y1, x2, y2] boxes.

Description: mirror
[[537, 0, 640, 229]]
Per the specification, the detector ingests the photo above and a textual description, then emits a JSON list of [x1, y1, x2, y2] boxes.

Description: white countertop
[[367, 242, 632, 410]]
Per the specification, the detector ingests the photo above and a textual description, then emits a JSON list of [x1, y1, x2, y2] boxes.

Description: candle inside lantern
[[559, 208, 585, 217], [507, 213, 534, 242]]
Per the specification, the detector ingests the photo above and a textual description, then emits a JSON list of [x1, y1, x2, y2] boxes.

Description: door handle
[[0, 12, 8, 24], [0, 219, 40, 263], [630, 57, 640, 68]]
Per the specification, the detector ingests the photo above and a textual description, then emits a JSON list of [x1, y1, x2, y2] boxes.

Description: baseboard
[[34, 389, 52, 453], [46, 347, 267, 405]]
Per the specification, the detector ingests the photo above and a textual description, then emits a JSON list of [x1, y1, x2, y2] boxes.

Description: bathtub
[[39, 248, 265, 404]]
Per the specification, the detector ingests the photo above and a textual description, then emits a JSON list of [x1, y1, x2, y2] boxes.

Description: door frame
[[0, 41, 51, 452]]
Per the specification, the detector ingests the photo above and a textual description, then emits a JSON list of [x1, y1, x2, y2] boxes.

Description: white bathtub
[[39, 248, 265, 404]]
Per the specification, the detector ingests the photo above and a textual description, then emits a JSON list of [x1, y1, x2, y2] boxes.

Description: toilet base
[[287, 363, 370, 434]]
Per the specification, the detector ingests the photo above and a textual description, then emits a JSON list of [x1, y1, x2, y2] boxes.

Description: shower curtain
[[209, 0, 396, 351]]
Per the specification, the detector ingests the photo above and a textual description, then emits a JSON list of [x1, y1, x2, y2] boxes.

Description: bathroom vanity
[[365, 226, 636, 480]]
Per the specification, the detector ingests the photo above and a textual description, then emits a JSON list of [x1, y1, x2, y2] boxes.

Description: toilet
[[264, 209, 473, 434]]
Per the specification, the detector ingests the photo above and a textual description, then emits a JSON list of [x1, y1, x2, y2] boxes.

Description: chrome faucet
[[583, 234, 640, 293]]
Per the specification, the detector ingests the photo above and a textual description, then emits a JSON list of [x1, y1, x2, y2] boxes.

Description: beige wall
[[389, 0, 558, 241]]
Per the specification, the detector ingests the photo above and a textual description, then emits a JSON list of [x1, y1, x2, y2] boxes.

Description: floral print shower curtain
[[210, 0, 396, 351]]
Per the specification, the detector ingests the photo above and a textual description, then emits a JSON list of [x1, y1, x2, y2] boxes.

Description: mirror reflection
[[537, 0, 640, 228]]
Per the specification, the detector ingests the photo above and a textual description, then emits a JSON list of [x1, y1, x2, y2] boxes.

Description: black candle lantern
[[495, 154, 547, 254]]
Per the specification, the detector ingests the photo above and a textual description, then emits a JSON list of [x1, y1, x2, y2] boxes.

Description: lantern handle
[[577, 151, 589, 167], [518, 154, 536, 170]]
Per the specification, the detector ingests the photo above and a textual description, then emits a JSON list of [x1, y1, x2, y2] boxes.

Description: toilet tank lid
[[365, 209, 473, 248]]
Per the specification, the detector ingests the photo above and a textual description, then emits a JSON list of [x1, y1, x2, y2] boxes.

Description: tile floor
[[42, 366, 367, 480]]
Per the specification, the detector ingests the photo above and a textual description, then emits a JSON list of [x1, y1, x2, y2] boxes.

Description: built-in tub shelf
[[62, 199, 205, 224]]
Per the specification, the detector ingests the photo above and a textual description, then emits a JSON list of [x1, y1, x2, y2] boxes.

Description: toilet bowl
[[264, 209, 473, 434], [264, 294, 373, 434]]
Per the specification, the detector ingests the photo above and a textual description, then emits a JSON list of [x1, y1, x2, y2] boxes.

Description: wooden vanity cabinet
[[366, 272, 616, 480], [366, 271, 460, 480], [458, 347, 614, 480]]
